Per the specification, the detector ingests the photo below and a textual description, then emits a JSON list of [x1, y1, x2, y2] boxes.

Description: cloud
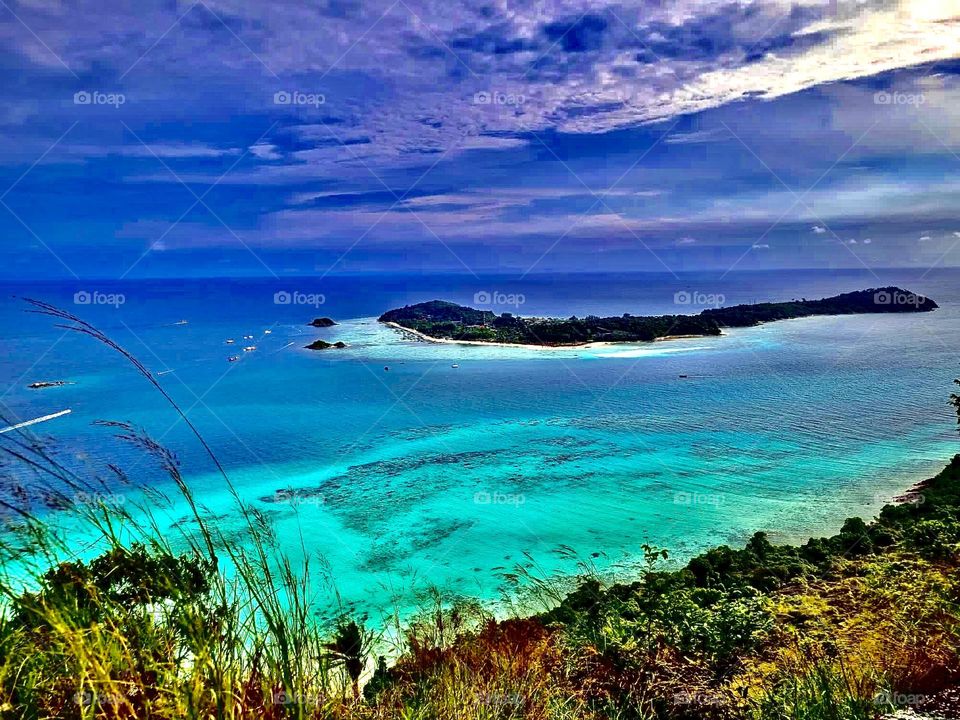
[[635, 4, 828, 63], [65, 143, 241, 159], [666, 127, 733, 145], [458, 136, 529, 151], [249, 142, 282, 160]]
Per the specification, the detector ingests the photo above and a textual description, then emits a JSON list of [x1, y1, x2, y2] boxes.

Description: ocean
[[1, 268, 958, 623]]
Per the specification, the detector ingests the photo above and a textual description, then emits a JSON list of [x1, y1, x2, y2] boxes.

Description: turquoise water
[[1, 269, 958, 622]]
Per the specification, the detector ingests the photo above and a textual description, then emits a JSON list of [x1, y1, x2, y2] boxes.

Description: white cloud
[[458, 136, 528, 151], [64, 143, 240, 159], [665, 127, 732, 145], [249, 143, 282, 160]]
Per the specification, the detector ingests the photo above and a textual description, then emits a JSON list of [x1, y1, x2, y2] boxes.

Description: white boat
[[451, 364, 459, 368], [243, 346, 256, 352], [0, 409, 71, 434]]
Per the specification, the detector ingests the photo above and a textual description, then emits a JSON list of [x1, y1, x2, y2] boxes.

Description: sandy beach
[[383, 321, 718, 350]]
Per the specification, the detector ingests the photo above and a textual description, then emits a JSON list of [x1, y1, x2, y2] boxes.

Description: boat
[[227, 356, 239, 362], [225, 339, 235, 344], [28, 380, 72, 389], [384, 366, 390, 371], [243, 346, 256, 352], [451, 364, 459, 368], [173, 320, 188, 326], [264, 330, 272, 334], [679, 374, 688, 379], [0, 408, 71, 434]]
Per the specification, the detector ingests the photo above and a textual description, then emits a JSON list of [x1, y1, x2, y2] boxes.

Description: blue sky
[[1, 0, 960, 278]]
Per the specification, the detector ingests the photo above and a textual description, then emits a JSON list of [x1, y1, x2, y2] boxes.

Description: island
[[378, 287, 937, 347], [308, 317, 338, 327], [304, 339, 347, 351], [27, 380, 74, 389]]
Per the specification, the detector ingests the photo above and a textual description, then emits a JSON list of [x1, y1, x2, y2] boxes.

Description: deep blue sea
[[1, 268, 958, 622]]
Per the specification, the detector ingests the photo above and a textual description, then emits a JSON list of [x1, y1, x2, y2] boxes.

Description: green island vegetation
[[308, 318, 338, 328], [1, 301, 958, 719], [304, 339, 347, 351], [377, 288, 938, 346]]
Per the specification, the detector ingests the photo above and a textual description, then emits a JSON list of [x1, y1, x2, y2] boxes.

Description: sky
[[1, 0, 960, 278]]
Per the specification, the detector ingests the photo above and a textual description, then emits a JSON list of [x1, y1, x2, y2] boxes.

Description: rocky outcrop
[[305, 340, 346, 350]]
